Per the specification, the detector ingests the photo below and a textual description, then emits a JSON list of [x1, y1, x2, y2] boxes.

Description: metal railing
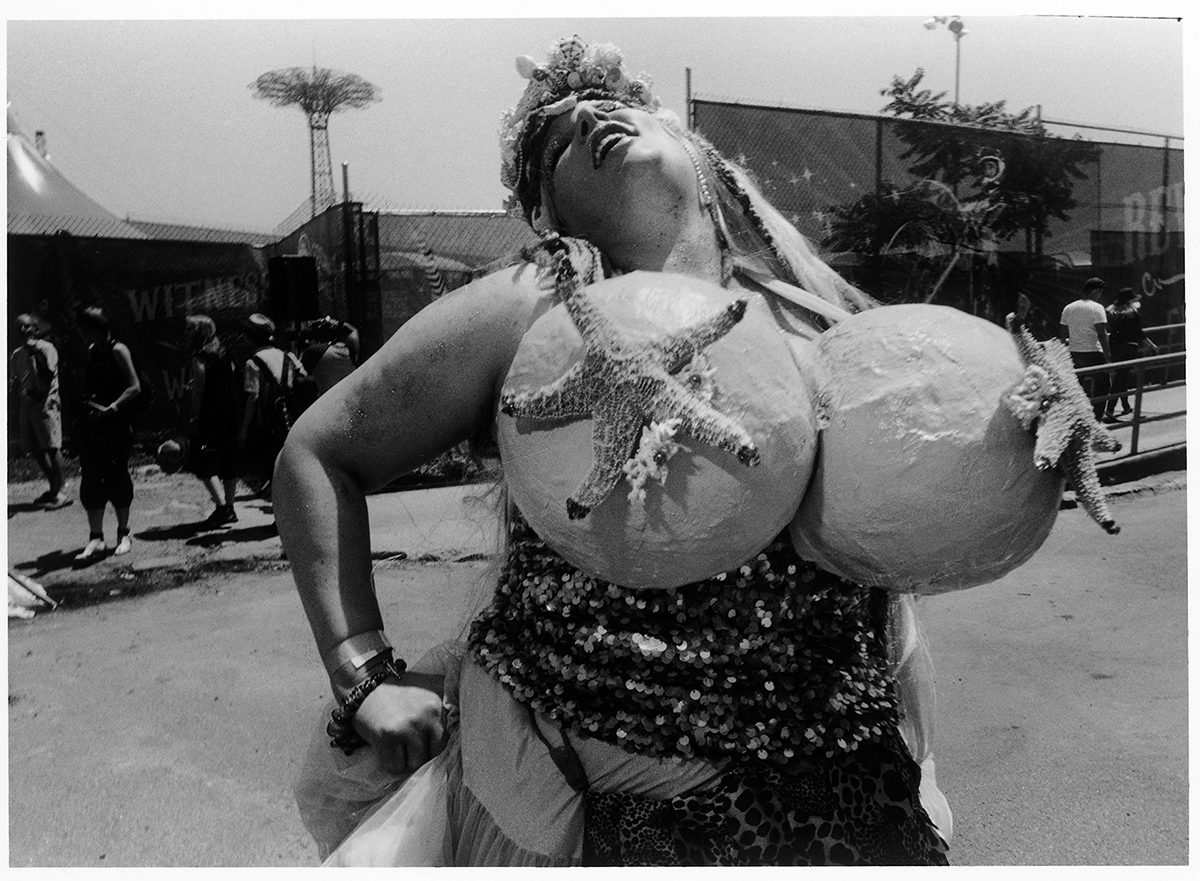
[[1144, 323, 1187, 354], [1074, 329, 1186, 459]]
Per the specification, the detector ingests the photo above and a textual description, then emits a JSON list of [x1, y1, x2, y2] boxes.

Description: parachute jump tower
[[250, 66, 381, 218]]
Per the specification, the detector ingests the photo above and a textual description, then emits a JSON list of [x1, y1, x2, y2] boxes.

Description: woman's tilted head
[[499, 35, 875, 315], [534, 100, 699, 250], [500, 36, 664, 227]]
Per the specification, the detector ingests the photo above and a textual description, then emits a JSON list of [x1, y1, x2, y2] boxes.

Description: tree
[[250, 66, 381, 218], [825, 179, 999, 304], [825, 69, 1100, 312], [880, 70, 1100, 254]]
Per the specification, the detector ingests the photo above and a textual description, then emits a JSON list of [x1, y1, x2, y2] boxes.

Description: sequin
[[467, 509, 901, 764]]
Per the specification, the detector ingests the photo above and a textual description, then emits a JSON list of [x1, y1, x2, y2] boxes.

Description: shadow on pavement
[[136, 520, 214, 541], [12, 547, 98, 578], [185, 522, 279, 548], [8, 500, 74, 519]]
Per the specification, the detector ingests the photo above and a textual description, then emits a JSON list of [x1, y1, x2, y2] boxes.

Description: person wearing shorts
[[9, 314, 67, 507]]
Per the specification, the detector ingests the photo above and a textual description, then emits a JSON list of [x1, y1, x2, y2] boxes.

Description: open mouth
[[590, 123, 633, 170]]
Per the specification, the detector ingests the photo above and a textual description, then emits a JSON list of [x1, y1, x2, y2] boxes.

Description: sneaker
[[41, 494, 72, 510], [75, 537, 108, 562], [1102, 414, 1121, 424], [203, 505, 237, 528], [113, 534, 133, 556]]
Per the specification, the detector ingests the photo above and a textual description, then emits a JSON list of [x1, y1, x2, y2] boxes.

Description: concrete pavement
[[6, 435, 1188, 866], [7, 473, 1187, 866], [7, 470, 505, 608]]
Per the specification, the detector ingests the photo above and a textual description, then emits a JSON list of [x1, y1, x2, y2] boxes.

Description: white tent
[[7, 103, 147, 239]]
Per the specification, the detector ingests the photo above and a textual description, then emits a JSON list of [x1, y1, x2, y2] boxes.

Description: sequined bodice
[[468, 511, 901, 765]]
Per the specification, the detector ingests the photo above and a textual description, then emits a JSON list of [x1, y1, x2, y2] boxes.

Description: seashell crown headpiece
[[500, 35, 662, 221]]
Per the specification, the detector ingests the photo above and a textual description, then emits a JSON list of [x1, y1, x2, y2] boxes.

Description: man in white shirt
[[1059, 277, 1114, 422]]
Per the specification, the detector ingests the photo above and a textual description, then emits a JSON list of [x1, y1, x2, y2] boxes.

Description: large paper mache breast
[[497, 272, 818, 589], [789, 304, 1065, 594]]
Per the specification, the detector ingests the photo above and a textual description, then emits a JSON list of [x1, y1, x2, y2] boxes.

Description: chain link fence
[[692, 98, 1184, 330]]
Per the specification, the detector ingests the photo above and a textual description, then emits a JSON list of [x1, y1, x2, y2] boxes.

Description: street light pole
[[924, 16, 968, 107], [949, 17, 964, 106]]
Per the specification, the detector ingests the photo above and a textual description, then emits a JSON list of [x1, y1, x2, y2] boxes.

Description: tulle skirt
[[295, 630, 951, 866], [295, 641, 727, 865]]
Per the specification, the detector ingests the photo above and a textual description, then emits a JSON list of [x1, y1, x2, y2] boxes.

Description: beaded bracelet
[[326, 657, 408, 755], [330, 647, 395, 703]]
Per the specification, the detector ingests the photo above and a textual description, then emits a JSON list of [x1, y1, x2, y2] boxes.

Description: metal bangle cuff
[[322, 629, 393, 677], [329, 648, 395, 703], [326, 657, 408, 754]]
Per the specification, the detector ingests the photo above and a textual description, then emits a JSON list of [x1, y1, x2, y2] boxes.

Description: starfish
[[1007, 326, 1122, 534], [501, 237, 760, 520]]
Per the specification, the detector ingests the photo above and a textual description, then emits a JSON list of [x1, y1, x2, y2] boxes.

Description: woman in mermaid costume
[[276, 36, 1118, 866]]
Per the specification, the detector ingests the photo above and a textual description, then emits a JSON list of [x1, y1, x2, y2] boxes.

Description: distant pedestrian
[[238, 313, 307, 495], [300, 316, 359, 397], [73, 307, 141, 561], [1005, 292, 1033, 334], [9, 313, 68, 508], [184, 315, 242, 527], [1059, 277, 1114, 422], [1104, 286, 1159, 419], [1006, 292, 1052, 341]]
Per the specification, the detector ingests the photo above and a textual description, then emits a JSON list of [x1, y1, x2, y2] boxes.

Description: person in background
[[1006, 291, 1052, 341], [238, 313, 307, 495], [1004, 292, 1033, 333], [1104, 286, 1159, 419], [73, 307, 141, 561], [184, 315, 241, 527], [9, 313, 68, 508], [1059, 277, 1113, 422], [300, 316, 359, 397]]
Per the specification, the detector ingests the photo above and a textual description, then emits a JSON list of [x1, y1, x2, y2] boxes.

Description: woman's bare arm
[[273, 265, 550, 770], [108, 343, 141, 412]]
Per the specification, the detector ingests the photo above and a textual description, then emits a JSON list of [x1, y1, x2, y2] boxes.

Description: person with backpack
[[72, 306, 142, 561], [184, 314, 242, 528], [300, 316, 359, 398], [239, 313, 307, 496]]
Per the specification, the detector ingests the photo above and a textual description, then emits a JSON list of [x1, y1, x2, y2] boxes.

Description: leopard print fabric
[[583, 733, 949, 866]]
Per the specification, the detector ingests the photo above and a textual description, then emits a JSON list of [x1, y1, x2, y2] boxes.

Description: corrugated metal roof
[[381, 250, 476, 274], [8, 212, 150, 239], [378, 210, 537, 270], [125, 219, 277, 245]]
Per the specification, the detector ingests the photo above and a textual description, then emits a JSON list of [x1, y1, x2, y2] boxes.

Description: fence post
[[1129, 363, 1146, 456]]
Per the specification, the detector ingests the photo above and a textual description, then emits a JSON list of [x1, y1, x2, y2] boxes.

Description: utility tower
[[250, 66, 381, 218]]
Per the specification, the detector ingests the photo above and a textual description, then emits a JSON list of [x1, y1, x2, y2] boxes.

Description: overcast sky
[[6, 3, 1190, 232]]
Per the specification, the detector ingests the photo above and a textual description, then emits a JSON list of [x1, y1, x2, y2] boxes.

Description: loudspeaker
[[267, 256, 319, 330]]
